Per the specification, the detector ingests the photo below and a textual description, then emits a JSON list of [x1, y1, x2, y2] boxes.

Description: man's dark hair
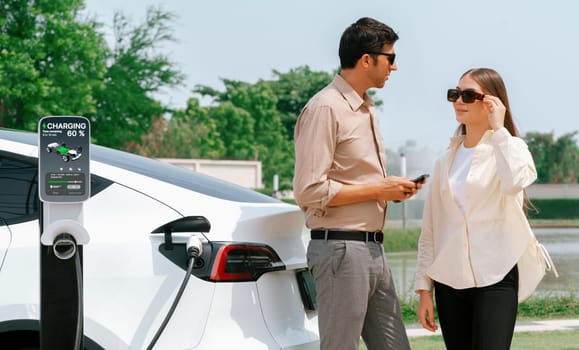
[[338, 17, 399, 69]]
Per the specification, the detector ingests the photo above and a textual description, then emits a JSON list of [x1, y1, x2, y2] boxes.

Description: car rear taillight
[[209, 243, 285, 282]]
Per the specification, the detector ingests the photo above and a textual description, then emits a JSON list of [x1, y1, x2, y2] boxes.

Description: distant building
[[158, 158, 263, 189]]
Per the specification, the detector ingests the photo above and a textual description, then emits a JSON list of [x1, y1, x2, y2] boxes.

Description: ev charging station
[[38, 116, 91, 350]]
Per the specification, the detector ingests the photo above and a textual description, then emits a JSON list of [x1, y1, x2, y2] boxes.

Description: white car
[[0, 129, 319, 349]]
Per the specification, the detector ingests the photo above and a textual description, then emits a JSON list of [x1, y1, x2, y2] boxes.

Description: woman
[[414, 68, 538, 350]]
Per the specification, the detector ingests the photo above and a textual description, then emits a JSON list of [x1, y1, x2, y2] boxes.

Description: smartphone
[[393, 174, 429, 203], [412, 174, 430, 183]]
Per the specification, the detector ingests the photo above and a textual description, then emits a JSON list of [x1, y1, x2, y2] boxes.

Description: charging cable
[[73, 244, 83, 350], [146, 236, 203, 350], [53, 233, 77, 260], [52, 233, 83, 350]]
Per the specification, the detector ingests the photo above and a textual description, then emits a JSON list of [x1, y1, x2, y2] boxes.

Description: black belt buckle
[[368, 231, 381, 243]]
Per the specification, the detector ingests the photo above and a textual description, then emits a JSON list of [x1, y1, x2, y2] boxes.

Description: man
[[293, 17, 422, 350]]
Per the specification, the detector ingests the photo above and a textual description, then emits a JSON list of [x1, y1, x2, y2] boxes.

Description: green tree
[[265, 66, 334, 139], [169, 97, 226, 159], [124, 115, 169, 157], [193, 79, 293, 189], [208, 102, 256, 159], [88, 6, 185, 149], [127, 97, 228, 160], [526, 131, 579, 183], [0, 0, 107, 130]]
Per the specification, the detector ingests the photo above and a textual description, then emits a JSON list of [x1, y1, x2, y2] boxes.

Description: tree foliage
[[87, 7, 184, 149], [265, 66, 334, 139], [0, 0, 107, 129], [169, 97, 226, 159], [526, 131, 579, 184], [126, 97, 226, 160], [191, 78, 293, 189], [138, 66, 385, 190], [0, 2, 184, 151]]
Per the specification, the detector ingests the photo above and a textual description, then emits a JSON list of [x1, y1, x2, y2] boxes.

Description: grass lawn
[[359, 329, 579, 350], [398, 294, 579, 325]]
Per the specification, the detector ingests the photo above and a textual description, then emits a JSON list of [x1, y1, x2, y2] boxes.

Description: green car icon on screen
[[46, 142, 83, 162]]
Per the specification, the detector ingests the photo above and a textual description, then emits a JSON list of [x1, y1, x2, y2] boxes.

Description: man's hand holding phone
[[393, 174, 429, 202], [412, 174, 429, 184]]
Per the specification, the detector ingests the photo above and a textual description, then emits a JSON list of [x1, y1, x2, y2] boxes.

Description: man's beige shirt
[[293, 74, 388, 231]]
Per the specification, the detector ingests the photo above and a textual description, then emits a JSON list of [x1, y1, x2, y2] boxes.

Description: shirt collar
[[448, 135, 465, 150], [448, 129, 495, 150], [332, 74, 375, 111]]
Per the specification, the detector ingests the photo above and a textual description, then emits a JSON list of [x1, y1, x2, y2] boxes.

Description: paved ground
[[407, 319, 579, 337]]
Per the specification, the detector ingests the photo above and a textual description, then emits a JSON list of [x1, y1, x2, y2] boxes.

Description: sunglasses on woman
[[447, 89, 485, 104]]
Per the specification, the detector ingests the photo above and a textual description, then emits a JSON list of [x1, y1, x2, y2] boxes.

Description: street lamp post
[[400, 152, 407, 230]]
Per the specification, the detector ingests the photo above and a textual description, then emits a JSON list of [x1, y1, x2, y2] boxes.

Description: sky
[[82, 0, 579, 156]]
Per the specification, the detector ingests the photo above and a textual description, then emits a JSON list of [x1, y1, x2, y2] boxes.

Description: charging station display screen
[[38, 116, 91, 202]]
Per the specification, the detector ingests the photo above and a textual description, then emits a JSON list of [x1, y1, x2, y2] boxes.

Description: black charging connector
[[146, 236, 203, 350]]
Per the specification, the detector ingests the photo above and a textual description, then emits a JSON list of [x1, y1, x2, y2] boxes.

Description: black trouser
[[434, 266, 519, 350]]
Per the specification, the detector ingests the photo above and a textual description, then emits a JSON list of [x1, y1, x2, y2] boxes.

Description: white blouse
[[449, 143, 475, 215], [415, 128, 538, 295]]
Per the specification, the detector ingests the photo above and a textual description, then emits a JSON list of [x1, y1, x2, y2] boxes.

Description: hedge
[[528, 199, 579, 219]]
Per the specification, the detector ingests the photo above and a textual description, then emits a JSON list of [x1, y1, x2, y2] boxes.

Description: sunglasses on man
[[447, 89, 485, 104], [367, 52, 396, 65]]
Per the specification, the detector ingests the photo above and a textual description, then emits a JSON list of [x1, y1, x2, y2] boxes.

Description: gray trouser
[[307, 239, 410, 350]]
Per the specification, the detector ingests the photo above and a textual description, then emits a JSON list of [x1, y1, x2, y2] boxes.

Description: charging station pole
[[38, 116, 91, 350]]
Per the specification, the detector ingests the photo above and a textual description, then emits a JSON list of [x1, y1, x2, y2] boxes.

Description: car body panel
[[191, 283, 279, 349], [81, 183, 215, 348], [0, 137, 37, 158], [257, 271, 320, 349], [0, 221, 41, 322], [0, 224, 10, 271], [0, 129, 319, 349]]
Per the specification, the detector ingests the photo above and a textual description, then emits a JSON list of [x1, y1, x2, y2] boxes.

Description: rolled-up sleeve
[[414, 160, 438, 292], [491, 127, 538, 195], [293, 105, 343, 214]]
